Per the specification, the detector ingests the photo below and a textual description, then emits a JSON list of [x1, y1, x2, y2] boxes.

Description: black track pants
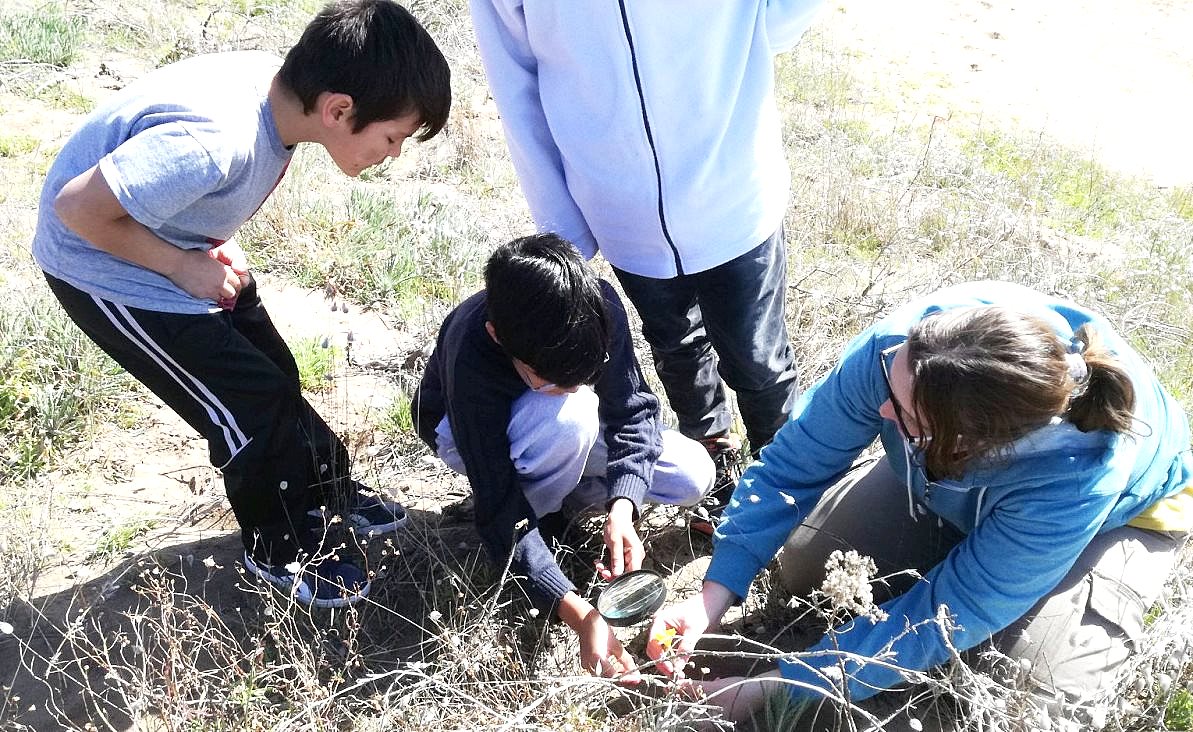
[[45, 272, 349, 565]]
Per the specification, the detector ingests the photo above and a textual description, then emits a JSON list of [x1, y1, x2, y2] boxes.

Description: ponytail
[[1066, 324, 1135, 433], [906, 308, 1137, 479]]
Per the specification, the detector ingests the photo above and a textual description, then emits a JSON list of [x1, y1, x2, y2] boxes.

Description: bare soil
[[824, 0, 1193, 186], [3, 0, 1191, 727]]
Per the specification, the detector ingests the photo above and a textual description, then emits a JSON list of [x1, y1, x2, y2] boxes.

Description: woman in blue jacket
[[647, 281, 1193, 722]]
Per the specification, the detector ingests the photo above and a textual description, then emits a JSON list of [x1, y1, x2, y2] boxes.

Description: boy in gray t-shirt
[[33, 0, 451, 608]]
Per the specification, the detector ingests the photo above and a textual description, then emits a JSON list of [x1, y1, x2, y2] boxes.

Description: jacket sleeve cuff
[[529, 563, 576, 612], [606, 473, 648, 514], [524, 565, 575, 615], [569, 229, 598, 260], [704, 542, 761, 601]]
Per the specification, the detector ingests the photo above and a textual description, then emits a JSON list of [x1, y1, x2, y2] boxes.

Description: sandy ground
[[3, 0, 1191, 727], [826, 0, 1193, 186]]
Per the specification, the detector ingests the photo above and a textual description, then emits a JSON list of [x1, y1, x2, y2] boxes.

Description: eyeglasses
[[878, 342, 924, 447]]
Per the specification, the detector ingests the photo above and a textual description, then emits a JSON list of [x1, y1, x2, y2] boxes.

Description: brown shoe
[[689, 432, 744, 535]]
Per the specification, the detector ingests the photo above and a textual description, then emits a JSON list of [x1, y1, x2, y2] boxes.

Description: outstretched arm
[[779, 482, 1118, 702]]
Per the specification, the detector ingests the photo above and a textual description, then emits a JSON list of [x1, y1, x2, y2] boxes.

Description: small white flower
[[779, 491, 796, 506], [284, 561, 302, 574], [528, 608, 540, 618], [819, 549, 887, 621], [0, 621, 13, 635], [202, 555, 217, 569], [909, 719, 923, 732], [748, 494, 760, 503], [428, 610, 443, 623], [279, 480, 288, 491]]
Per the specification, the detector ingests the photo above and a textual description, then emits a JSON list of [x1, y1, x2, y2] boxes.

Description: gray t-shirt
[[33, 50, 292, 314]]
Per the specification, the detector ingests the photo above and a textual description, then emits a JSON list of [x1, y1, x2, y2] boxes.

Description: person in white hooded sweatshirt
[[469, 0, 825, 531]]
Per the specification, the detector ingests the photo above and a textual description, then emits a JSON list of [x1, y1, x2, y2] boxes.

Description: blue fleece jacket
[[469, 0, 824, 278], [706, 281, 1193, 701]]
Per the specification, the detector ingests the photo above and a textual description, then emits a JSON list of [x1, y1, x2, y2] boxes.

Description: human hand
[[647, 594, 709, 677], [683, 674, 775, 725], [209, 238, 249, 273], [646, 581, 736, 677], [208, 239, 251, 309], [167, 248, 244, 303], [578, 608, 641, 683], [597, 498, 643, 580]]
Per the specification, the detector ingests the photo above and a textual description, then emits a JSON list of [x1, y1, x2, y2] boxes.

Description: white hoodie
[[470, 0, 824, 277]]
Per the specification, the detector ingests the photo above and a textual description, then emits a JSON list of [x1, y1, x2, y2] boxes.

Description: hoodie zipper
[[616, 0, 684, 276]]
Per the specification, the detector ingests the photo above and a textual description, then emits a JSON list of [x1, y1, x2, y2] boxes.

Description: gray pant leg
[[570, 428, 715, 510], [986, 525, 1187, 709], [777, 457, 961, 602], [777, 456, 1188, 729]]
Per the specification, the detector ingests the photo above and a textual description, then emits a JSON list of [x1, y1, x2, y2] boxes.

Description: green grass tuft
[[0, 133, 37, 158], [0, 8, 86, 67], [1166, 689, 1193, 731], [380, 391, 414, 438], [289, 335, 340, 393], [0, 285, 133, 482], [33, 81, 94, 113], [91, 518, 158, 562], [245, 153, 487, 315]]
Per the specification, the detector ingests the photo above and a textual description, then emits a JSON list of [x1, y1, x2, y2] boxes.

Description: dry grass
[[2, 1, 1193, 731]]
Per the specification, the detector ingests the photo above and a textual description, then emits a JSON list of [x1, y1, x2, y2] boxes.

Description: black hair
[[484, 234, 610, 388], [278, 0, 451, 139]]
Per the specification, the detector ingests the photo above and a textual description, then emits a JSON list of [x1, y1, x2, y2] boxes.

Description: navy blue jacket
[[414, 280, 662, 608]]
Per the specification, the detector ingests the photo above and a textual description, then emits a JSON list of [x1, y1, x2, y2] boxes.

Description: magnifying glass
[[596, 569, 668, 627]]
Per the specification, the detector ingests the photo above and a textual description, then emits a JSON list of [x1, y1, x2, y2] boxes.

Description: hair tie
[[1066, 336, 1089, 397]]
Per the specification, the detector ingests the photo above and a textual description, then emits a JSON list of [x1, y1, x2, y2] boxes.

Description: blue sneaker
[[346, 484, 408, 535], [243, 551, 370, 608], [310, 482, 408, 537]]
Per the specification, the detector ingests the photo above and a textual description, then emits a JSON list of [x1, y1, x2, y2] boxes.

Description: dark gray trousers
[[612, 228, 799, 451], [779, 457, 1186, 728]]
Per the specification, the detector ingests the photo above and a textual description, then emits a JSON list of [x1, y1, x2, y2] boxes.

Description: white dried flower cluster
[[819, 549, 888, 622]]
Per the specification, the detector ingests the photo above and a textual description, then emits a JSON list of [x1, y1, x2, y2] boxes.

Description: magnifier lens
[[596, 570, 667, 627]]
